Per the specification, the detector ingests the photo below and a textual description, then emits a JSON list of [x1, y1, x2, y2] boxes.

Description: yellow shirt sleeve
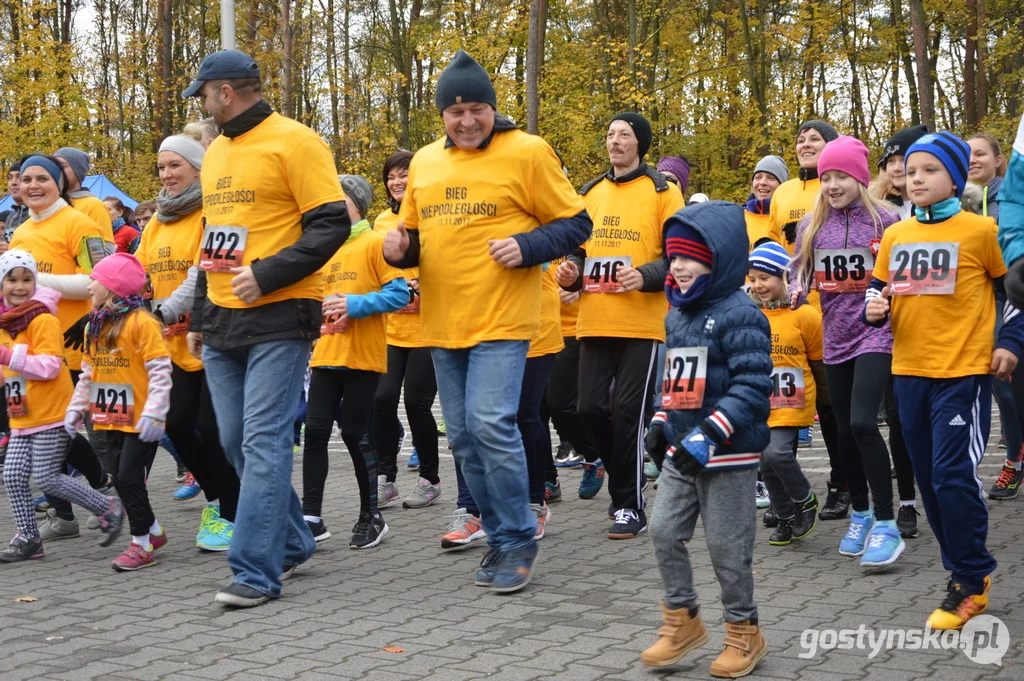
[[372, 242, 405, 287], [135, 313, 171, 362], [659, 184, 686, 226], [398, 162, 421, 231], [284, 137, 346, 214], [527, 143, 586, 225], [135, 228, 151, 270]]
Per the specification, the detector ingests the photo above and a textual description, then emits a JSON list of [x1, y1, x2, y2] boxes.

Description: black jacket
[[190, 100, 352, 349]]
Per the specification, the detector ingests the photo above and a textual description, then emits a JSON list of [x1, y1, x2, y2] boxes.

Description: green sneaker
[[437, 418, 446, 436], [195, 504, 220, 546]]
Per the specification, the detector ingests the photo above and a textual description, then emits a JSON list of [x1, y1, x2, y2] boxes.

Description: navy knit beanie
[[905, 132, 972, 198], [879, 124, 929, 169], [435, 51, 496, 114]]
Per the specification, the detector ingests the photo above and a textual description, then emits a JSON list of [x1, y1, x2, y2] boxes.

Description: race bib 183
[[583, 256, 632, 294], [5, 374, 26, 418], [661, 347, 708, 410], [769, 367, 806, 410], [199, 225, 248, 273], [889, 242, 959, 295], [814, 248, 873, 293], [89, 382, 135, 427]]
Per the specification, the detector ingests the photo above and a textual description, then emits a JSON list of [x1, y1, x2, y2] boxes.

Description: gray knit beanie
[[54, 147, 91, 183], [340, 175, 374, 220], [435, 51, 496, 114], [753, 155, 789, 183]]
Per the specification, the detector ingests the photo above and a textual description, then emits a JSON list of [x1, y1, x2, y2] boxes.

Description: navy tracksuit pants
[[894, 374, 996, 593]]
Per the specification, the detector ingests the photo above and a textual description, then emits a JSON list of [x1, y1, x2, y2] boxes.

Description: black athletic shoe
[[306, 519, 332, 543], [989, 464, 1024, 500], [215, 583, 270, 608], [769, 518, 793, 546], [608, 508, 647, 539], [896, 505, 920, 538], [792, 493, 819, 539], [0, 534, 44, 562], [350, 510, 389, 549], [818, 484, 850, 520], [762, 506, 779, 528]]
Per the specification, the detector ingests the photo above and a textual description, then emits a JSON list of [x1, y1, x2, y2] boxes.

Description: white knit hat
[[159, 135, 206, 170], [0, 249, 37, 281]]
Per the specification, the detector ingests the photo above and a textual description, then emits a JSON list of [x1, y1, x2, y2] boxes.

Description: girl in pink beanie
[[788, 135, 916, 568], [66, 252, 174, 572]]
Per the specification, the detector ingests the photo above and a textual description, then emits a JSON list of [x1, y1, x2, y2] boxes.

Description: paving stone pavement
[[1, 411, 1022, 681]]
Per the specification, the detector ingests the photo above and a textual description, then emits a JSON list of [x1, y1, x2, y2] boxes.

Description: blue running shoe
[[491, 541, 540, 593], [578, 460, 605, 499], [797, 427, 813, 448], [544, 480, 562, 503], [860, 520, 905, 568], [34, 495, 51, 513], [839, 510, 875, 556], [173, 473, 201, 500], [407, 448, 420, 468]]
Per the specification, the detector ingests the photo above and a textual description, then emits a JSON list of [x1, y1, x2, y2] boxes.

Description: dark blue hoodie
[[653, 201, 773, 469]]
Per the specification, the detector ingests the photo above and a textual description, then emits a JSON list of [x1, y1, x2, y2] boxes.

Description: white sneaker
[[755, 481, 771, 509], [402, 478, 442, 509], [378, 475, 399, 507]]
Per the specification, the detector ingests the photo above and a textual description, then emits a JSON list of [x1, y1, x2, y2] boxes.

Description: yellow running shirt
[[399, 129, 585, 349], [769, 177, 820, 254], [745, 211, 780, 251], [763, 304, 822, 428], [135, 210, 204, 372], [552, 255, 580, 338], [200, 112, 345, 308], [873, 211, 1005, 379], [84, 311, 170, 433], [1, 314, 75, 430], [576, 173, 684, 342], [70, 195, 116, 246], [374, 208, 422, 348], [9, 206, 105, 371], [311, 230, 404, 373]]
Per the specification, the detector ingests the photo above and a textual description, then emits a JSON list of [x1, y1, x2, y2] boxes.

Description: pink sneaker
[[111, 542, 155, 572], [150, 529, 168, 551]]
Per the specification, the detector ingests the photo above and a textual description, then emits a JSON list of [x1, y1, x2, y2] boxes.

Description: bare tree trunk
[[526, 0, 547, 134], [976, 0, 988, 122], [965, 0, 977, 128], [907, 0, 935, 129], [323, 0, 341, 155], [282, 0, 293, 118]]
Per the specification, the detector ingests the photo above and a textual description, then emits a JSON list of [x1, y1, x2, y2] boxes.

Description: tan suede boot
[[640, 603, 709, 667], [709, 620, 767, 678]]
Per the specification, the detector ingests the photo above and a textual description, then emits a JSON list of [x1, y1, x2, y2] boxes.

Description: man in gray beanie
[[383, 48, 592, 594], [753, 155, 789, 184], [53, 147, 115, 247], [340, 175, 373, 222]]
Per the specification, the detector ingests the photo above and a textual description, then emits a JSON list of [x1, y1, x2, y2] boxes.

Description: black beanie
[[799, 120, 839, 143], [878, 124, 929, 168], [435, 50, 497, 114], [8, 160, 20, 174], [610, 112, 653, 158]]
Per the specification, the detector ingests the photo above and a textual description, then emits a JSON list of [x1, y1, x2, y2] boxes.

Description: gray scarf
[[156, 180, 203, 223]]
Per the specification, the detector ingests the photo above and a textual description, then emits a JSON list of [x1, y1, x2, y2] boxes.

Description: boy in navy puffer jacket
[[641, 201, 772, 679]]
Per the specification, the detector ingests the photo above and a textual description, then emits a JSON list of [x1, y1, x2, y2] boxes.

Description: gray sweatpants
[[650, 461, 758, 622], [760, 427, 811, 519]]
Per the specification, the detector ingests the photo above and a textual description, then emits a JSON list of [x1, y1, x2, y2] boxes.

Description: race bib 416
[[583, 256, 632, 294]]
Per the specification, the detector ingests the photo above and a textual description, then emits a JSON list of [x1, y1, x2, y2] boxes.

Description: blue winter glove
[[135, 416, 165, 443], [667, 426, 717, 477]]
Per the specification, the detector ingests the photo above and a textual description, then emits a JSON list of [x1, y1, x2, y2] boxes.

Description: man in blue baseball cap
[[183, 49, 353, 609]]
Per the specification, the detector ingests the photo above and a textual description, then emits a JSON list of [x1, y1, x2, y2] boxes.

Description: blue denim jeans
[[431, 341, 535, 550], [203, 340, 317, 597]]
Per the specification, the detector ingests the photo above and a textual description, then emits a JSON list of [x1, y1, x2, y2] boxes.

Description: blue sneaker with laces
[[407, 448, 420, 468], [491, 541, 540, 593], [860, 520, 905, 568], [797, 427, 813, 448], [173, 473, 202, 500], [578, 460, 605, 499], [839, 510, 875, 556]]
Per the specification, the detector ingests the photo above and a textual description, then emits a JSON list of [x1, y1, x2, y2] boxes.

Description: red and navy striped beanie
[[665, 222, 713, 267]]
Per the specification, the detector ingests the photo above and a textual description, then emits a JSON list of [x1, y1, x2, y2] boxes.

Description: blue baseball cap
[[182, 50, 261, 98]]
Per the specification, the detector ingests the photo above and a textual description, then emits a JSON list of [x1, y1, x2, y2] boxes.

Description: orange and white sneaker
[[531, 502, 551, 540], [111, 542, 156, 572], [927, 576, 991, 630], [440, 508, 486, 551]]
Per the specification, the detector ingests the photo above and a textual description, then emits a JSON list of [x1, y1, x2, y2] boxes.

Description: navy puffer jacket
[[656, 201, 773, 470]]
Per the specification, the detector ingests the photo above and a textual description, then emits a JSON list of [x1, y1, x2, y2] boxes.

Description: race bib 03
[[5, 373, 27, 418]]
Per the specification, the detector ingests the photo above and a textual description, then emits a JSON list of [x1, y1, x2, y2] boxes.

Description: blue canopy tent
[[0, 174, 138, 212]]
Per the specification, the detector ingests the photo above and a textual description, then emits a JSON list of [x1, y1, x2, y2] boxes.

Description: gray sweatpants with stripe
[[650, 461, 758, 622]]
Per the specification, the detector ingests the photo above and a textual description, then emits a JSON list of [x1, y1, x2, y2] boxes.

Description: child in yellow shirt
[[66, 253, 172, 572], [0, 250, 124, 563], [865, 132, 1024, 630]]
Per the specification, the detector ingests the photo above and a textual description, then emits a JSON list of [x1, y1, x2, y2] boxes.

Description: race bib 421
[[89, 382, 135, 427]]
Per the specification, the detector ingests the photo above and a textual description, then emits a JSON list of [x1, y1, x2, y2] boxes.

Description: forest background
[[0, 0, 1021, 208]]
